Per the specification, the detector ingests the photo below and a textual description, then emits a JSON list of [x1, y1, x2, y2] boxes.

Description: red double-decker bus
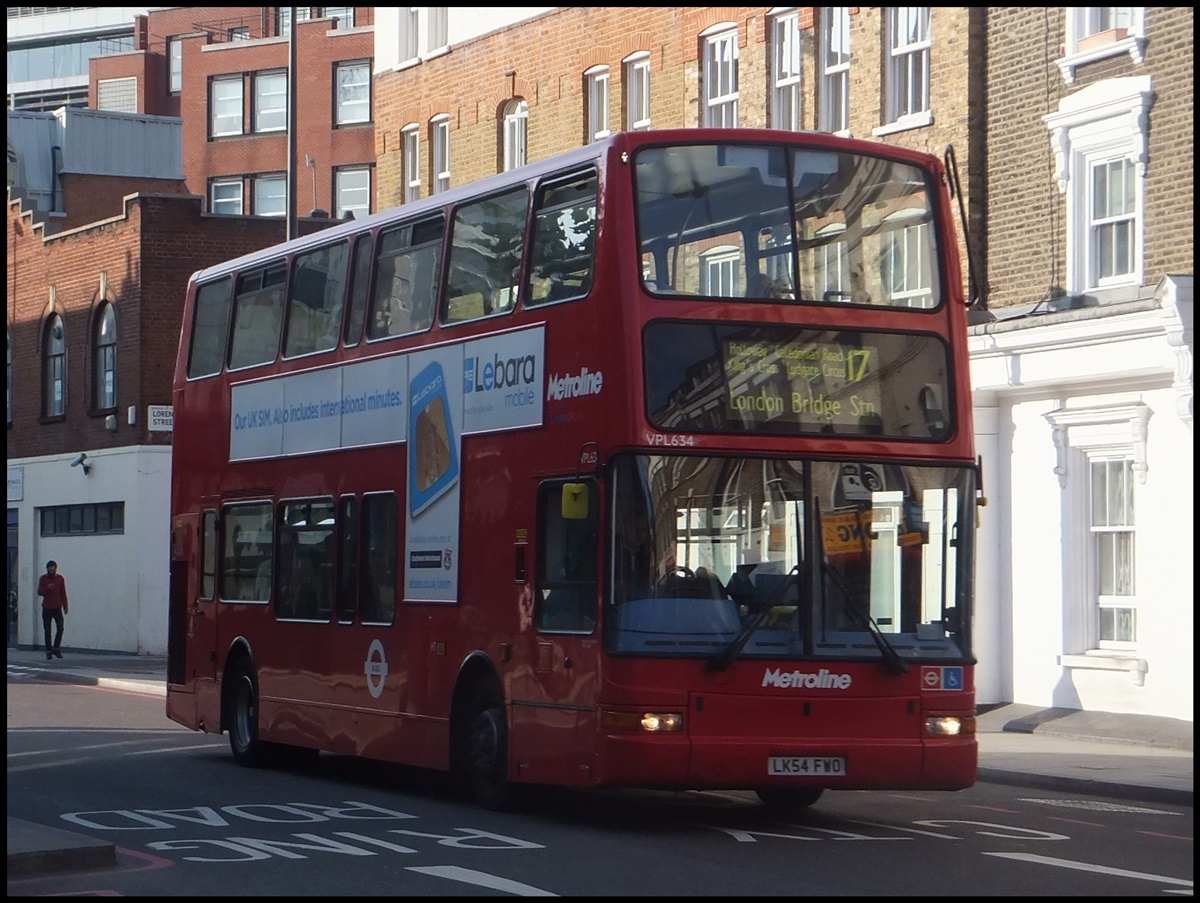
[[166, 128, 982, 811]]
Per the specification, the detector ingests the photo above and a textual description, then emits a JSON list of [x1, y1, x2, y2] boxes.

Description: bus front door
[[509, 480, 600, 785]]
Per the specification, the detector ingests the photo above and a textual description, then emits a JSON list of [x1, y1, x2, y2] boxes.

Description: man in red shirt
[[36, 560, 69, 660]]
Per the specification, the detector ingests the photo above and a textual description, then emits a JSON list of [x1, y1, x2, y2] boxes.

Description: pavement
[[6, 646, 1193, 879]]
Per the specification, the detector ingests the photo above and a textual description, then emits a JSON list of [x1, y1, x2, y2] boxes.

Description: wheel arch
[[219, 636, 256, 734], [449, 650, 504, 774]]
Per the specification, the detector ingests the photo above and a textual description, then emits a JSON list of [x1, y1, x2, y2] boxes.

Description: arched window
[[503, 99, 528, 171], [94, 302, 117, 410], [43, 314, 66, 417]]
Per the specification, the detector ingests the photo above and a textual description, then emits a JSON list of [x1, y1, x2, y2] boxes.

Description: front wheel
[[463, 689, 516, 810], [755, 787, 824, 811], [228, 659, 268, 767]]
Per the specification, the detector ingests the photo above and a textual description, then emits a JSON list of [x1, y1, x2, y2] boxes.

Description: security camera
[[70, 453, 88, 468]]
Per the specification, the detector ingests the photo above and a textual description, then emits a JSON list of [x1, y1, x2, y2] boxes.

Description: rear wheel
[[755, 787, 824, 811], [228, 659, 268, 767], [463, 688, 515, 810]]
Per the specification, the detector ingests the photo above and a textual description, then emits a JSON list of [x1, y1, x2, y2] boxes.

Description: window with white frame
[[403, 124, 421, 203], [210, 178, 243, 215], [586, 66, 610, 142], [771, 11, 802, 131], [94, 302, 116, 410], [882, 215, 934, 308], [1060, 8, 1145, 84], [1045, 402, 1149, 657], [812, 223, 850, 302], [97, 77, 137, 113], [1091, 456, 1137, 646], [336, 166, 370, 219], [819, 7, 850, 133], [884, 6, 930, 126], [322, 6, 355, 28], [167, 36, 182, 94], [624, 52, 651, 131], [228, 26, 250, 41], [1043, 76, 1151, 295], [336, 60, 370, 125], [1090, 156, 1137, 285], [432, 116, 450, 194], [253, 174, 286, 217], [702, 25, 739, 127], [43, 314, 65, 418], [398, 7, 448, 62], [701, 247, 741, 297], [211, 75, 243, 137], [503, 99, 528, 171], [254, 70, 287, 132], [400, 8, 419, 60], [277, 7, 311, 38]]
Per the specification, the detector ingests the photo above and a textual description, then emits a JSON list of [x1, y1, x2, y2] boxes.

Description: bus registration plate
[[768, 756, 845, 776]]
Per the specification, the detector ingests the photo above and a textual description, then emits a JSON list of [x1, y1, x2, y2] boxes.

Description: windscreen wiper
[[707, 564, 799, 673], [820, 554, 909, 675], [814, 498, 909, 675]]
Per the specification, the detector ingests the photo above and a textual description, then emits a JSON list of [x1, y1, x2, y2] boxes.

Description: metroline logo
[[762, 667, 853, 689], [546, 367, 604, 401]]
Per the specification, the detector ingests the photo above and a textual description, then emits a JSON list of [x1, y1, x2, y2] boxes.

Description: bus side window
[[360, 493, 397, 624], [284, 240, 349, 358], [219, 503, 273, 603], [443, 186, 528, 324], [343, 232, 372, 346], [368, 217, 443, 339], [229, 263, 286, 370], [187, 278, 232, 379], [527, 170, 597, 307], [535, 480, 598, 633]]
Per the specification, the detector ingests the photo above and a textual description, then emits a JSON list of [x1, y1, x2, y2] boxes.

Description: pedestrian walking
[[37, 560, 69, 660]]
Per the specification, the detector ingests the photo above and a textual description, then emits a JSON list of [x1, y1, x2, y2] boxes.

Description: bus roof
[[186, 128, 946, 286]]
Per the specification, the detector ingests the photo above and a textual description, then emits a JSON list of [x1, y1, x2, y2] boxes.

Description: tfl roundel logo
[[920, 665, 964, 692]]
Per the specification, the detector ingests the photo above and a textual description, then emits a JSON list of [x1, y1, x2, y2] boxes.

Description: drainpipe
[[51, 145, 62, 213]]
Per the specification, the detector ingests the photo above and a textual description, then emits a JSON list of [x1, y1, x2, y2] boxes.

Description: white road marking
[[1017, 798, 1184, 816], [406, 865, 558, 896], [984, 852, 1193, 889]]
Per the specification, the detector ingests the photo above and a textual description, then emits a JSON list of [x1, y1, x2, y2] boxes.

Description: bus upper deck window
[[527, 170, 597, 307], [229, 263, 287, 370], [186, 277, 232, 378], [443, 187, 528, 324]]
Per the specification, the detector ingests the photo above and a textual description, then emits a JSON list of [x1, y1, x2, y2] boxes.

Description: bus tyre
[[755, 787, 824, 811], [228, 660, 268, 767], [465, 689, 514, 810]]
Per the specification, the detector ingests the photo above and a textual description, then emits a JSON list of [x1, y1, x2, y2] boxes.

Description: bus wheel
[[755, 787, 824, 811], [228, 660, 267, 767], [464, 689, 514, 810]]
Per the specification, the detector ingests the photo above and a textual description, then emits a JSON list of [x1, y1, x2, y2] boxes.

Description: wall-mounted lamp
[[70, 453, 92, 476]]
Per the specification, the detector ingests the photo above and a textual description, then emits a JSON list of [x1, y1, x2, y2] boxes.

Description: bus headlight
[[924, 714, 975, 737], [600, 709, 684, 732]]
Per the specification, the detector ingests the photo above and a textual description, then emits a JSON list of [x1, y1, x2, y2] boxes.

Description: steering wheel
[[657, 565, 695, 587]]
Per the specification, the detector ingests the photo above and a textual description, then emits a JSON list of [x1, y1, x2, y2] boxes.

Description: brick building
[[7, 130, 333, 654], [90, 6, 376, 220], [968, 7, 1192, 723]]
